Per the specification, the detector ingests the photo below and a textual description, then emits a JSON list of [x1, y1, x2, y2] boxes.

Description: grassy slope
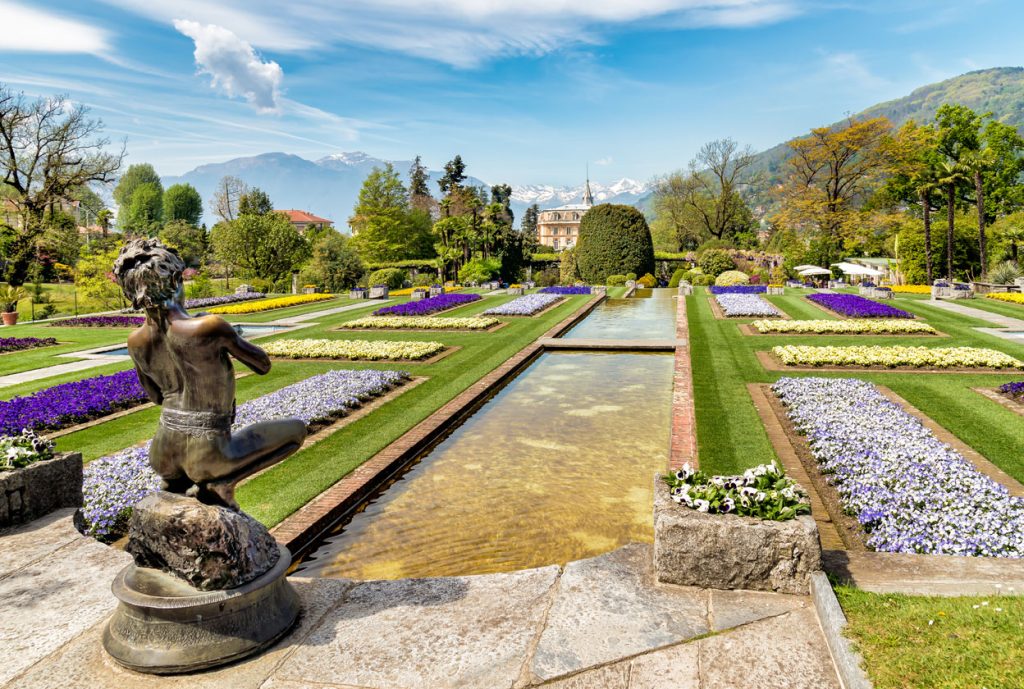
[[837, 586, 1024, 689], [0, 322, 135, 376], [691, 288, 1024, 481]]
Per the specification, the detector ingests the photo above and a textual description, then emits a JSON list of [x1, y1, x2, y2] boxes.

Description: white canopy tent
[[831, 262, 883, 277], [798, 267, 831, 276], [793, 264, 822, 272]]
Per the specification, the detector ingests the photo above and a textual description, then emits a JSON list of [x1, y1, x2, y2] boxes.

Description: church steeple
[[582, 165, 594, 206]]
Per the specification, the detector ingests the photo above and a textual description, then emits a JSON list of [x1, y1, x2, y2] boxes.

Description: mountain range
[[163, 152, 650, 229]]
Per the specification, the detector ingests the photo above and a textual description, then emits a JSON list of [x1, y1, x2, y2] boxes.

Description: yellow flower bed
[[890, 285, 932, 294], [986, 293, 1024, 305], [753, 319, 938, 335], [262, 338, 444, 361], [206, 293, 335, 315], [772, 345, 1024, 369]]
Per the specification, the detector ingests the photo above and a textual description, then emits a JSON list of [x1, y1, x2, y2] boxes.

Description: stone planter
[[0, 452, 83, 527], [302, 287, 317, 295], [507, 287, 525, 296], [767, 286, 784, 296], [677, 283, 693, 296], [653, 479, 821, 594], [369, 286, 389, 299], [349, 289, 368, 300], [2, 311, 18, 326], [429, 287, 445, 297], [870, 288, 893, 300], [410, 290, 428, 301]]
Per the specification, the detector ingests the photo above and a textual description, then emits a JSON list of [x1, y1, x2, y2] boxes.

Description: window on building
[[553, 213, 560, 220], [553, 239, 559, 249], [573, 213, 579, 220], [552, 228, 558, 235]]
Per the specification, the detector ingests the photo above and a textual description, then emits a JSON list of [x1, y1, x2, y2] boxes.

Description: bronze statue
[[113, 239, 306, 510]]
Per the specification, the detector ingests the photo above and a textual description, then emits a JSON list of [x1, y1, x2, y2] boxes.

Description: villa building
[[279, 209, 334, 234], [536, 178, 594, 251]]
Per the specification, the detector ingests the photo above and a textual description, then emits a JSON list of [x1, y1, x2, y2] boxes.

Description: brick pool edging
[[270, 292, 608, 559], [669, 293, 697, 470]]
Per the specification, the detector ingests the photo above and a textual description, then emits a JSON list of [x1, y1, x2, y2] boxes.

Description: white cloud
[[0, 2, 109, 53], [174, 20, 283, 113], [823, 51, 887, 90], [104, 1, 800, 67], [594, 156, 614, 166]]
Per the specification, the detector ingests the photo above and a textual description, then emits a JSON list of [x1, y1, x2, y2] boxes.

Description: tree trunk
[[1012, 241, 1019, 264], [975, 170, 986, 278], [946, 185, 955, 280], [920, 188, 933, 284]]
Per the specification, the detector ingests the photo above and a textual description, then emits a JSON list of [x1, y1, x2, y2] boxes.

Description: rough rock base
[[126, 491, 280, 591], [654, 479, 822, 594]]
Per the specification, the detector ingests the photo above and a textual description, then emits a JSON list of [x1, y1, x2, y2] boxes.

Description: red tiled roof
[[279, 209, 333, 224]]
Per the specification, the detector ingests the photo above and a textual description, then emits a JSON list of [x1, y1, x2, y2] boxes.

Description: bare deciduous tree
[[210, 175, 248, 223]]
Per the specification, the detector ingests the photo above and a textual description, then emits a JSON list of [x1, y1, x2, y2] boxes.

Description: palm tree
[[916, 178, 938, 284], [936, 161, 970, 280], [961, 148, 997, 278]]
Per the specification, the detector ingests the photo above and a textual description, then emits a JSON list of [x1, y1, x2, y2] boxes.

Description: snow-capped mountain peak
[[511, 178, 650, 207]]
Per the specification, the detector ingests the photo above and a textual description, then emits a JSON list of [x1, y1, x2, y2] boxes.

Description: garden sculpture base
[[653, 479, 822, 594], [103, 492, 300, 674], [0, 451, 82, 527]]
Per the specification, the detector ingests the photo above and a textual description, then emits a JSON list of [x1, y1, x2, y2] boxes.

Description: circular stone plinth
[[102, 544, 300, 674]]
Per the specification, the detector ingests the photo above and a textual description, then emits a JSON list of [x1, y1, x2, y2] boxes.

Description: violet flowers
[[807, 293, 913, 319], [374, 292, 481, 316]]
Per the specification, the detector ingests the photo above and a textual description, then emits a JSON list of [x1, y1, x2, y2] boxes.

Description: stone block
[[653, 479, 821, 594], [0, 452, 82, 528], [126, 491, 280, 591]]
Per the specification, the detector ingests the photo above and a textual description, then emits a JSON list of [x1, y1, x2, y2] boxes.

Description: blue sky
[[2, 1, 1022, 186]]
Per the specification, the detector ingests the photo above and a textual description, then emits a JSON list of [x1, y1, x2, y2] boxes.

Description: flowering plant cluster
[[206, 293, 334, 315], [998, 381, 1024, 399], [773, 376, 1024, 557], [183, 292, 265, 309], [374, 292, 481, 316], [752, 319, 938, 335], [709, 285, 766, 294], [664, 461, 810, 521], [539, 286, 591, 295], [715, 293, 781, 317], [81, 369, 409, 538], [390, 286, 464, 296], [807, 293, 913, 318], [50, 316, 144, 328], [483, 294, 562, 316], [0, 429, 55, 470], [986, 293, 1024, 305], [262, 338, 444, 361], [0, 336, 58, 353], [344, 315, 498, 330], [0, 370, 147, 436], [772, 345, 1024, 370]]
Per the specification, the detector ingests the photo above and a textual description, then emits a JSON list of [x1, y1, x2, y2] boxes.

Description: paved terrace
[[1, 513, 840, 689]]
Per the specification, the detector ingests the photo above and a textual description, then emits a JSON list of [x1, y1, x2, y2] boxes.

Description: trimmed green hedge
[[575, 204, 655, 284]]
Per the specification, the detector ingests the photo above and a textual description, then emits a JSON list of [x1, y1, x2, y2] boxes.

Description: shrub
[[367, 267, 407, 289], [698, 249, 735, 278], [638, 273, 657, 288], [458, 258, 500, 284], [606, 274, 627, 286], [575, 204, 655, 284], [695, 238, 734, 256], [668, 268, 687, 288], [412, 273, 437, 287], [989, 261, 1023, 285], [559, 246, 581, 285], [625, 272, 638, 281], [714, 270, 750, 287], [185, 271, 215, 299], [535, 265, 560, 287], [690, 273, 713, 286]]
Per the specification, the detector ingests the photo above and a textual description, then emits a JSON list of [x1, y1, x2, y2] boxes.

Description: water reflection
[[564, 288, 676, 340], [299, 352, 673, 580]]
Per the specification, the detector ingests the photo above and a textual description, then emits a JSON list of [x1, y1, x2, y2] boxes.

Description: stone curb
[[811, 571, 873, 689]]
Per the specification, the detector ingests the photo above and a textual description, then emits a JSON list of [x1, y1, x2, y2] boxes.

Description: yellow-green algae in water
[[299, 351, 673, 580]]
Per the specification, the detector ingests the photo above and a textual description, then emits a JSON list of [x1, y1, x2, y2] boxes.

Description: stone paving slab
[[0, 508, 81, 579], [0, 356, 128, 388], [274, 299, 392, 324], [273, 566, 561, 689], [5, 578, 354, 689], [926, 298, 1024, 328], [537, 337, 683, 351]]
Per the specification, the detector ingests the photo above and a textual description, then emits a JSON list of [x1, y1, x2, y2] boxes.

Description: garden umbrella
[[832, 262, 883, 277]]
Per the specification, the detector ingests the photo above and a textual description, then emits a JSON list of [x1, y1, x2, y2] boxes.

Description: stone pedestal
[[0, 452, 82, 527]]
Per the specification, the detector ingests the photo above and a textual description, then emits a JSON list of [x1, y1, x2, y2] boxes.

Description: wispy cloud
[[102, 0, 801, 67], [174, 20, 283, 112], [823, 51, 888, 90], [0, 1, 109, 53], [594, 156, 614, 166]]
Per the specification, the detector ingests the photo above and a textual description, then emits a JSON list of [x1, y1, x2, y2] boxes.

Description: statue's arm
[[135, 365, 164, 405], [220, 324, 272, 375]]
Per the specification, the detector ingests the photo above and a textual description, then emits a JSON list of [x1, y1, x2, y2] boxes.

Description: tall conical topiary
[[575, 204, 655, 284]]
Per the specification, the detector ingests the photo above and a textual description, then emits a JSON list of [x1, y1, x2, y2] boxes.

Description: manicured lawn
[[691, 287, 1024, 481], [837, 586, 1024, 689], [0, 321, 134, 376]]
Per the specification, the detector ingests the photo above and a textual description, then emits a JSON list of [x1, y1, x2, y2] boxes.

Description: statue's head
[[113, 239, 186, 310]]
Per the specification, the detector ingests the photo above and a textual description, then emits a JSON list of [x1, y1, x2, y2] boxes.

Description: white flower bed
[[483, 293, 562, 316], [715, 294, 781, 317], [771, 345, 1024, 370], [262, 338, 445, 361], [752, 319, 938, 335], [773, 376, 1024, 557], [343, 316, 498, 330]]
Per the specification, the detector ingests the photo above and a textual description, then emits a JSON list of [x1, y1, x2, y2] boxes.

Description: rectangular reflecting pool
[[563, 288, 677, 340], [297, 351, 674, 580]]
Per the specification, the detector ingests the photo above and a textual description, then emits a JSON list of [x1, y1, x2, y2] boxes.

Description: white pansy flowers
[[262, 338, 444, 361]]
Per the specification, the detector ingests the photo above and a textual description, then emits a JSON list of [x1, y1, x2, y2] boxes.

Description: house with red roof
[[278, 209, 333, 234]]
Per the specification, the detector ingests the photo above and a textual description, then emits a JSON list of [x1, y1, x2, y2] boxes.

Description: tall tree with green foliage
[[238, 187, 274, 216], [349, 164, 432, 262], [114, 163, 162, 228], [438, 155, 466, 197], [303, 231, 365, 291], [159, 220, 208, 267], [522, 203, 539, 237], [575, 204, 655, 283], [210, 212, 309, 283], [162, 183, 203, 226], [121, 182, 163, 236]]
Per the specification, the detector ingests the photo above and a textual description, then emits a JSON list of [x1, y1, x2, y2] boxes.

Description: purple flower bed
[[999, 381, 1024, 399], [50, 315, 145, 328], [773, 376, 1024, 558], [539, 286, 591, 295], [184, 292, 265, 309], [80, 369, 410, 539], [807, 293, 913, 319], [0, 370, 147, 436], [483, 294, 562, 316], [709, 285, 767, 294], [374, 292, 481, 316], [0, 336, 58, 353]]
